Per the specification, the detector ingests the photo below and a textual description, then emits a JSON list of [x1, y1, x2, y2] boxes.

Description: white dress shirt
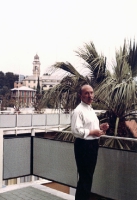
[[71, 101, 100, 140]]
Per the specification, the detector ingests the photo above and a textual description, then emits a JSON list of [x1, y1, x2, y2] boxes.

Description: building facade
[[14, 54, 61, 91], [11, 86, 36, 108], [42, 73, 61, 91]]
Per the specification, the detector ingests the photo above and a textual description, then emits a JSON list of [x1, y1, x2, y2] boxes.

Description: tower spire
[[32, 54, 41, 76]]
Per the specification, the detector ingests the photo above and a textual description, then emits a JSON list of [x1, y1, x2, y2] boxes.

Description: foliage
[[36, 76, 40, 95], [0, 71, 19, 108], [53, 126, 75, 142], [34, 76, 42, 111], [40, 62, 90, 110], [40, 39, 137, 150], [75, 42, 108, 87], [0, 72, 5, 89]]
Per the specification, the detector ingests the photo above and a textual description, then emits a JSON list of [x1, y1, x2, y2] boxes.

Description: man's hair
[[79, 84, 92, 95], [79, 87, 83, 95]]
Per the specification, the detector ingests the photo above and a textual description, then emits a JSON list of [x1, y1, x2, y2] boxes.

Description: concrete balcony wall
[[17, 115, 32, 127], [32, 114, 46, 126], [0, 115, 16, 128], [46, 114, 59, 125], [60, 114, 70, 125], [0, 113, 71, 128]]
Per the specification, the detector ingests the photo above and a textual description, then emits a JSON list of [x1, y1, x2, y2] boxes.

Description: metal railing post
[[31, 128, 35, 182], [0, 129, 3, 188]]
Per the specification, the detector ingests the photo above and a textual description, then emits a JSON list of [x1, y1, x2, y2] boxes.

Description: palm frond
[[102, 138, 132, 150], [52, 62, 81, 77], [53, 126, 75, 142], [40, 72, 89, 110], [75, 41, 108, 86], [95, 76, 136, 119], [127, 39, 137, 77], [113, 54, 131, 83]]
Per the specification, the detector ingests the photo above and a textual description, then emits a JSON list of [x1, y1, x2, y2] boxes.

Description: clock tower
[[33, 54, 41, 77]]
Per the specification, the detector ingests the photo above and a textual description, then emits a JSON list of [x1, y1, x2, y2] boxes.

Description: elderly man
[[71, 84, 109, 200]]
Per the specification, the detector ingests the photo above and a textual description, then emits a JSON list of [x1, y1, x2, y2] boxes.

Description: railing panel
[[0, 114, 71, 128], [0, 115, 16, 128], [3, 137, 31, 179], [92, 147, 137, 200], [32, 114, 46, 126], [60, 114, 70, 125], [46, 114, 59, 125], [17, 114, 32, 127], [33, 138, 77, 187]]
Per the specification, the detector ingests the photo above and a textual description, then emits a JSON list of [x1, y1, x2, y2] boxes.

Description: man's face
[[80, 85, 94, 105]]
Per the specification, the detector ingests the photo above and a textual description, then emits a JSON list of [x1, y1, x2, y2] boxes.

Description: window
[[35, 66, 38, 70]]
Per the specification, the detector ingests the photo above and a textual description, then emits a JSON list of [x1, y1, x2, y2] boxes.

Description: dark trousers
[[74, 138, 99, 200]]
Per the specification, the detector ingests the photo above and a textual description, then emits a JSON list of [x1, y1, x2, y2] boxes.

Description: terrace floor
[[0, 182, 75, 200]]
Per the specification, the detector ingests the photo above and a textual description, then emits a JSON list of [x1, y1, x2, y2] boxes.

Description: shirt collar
[[81, 101, 92, 110]]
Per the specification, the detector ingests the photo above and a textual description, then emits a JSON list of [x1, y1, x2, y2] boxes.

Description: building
[[11, 86, 36, 108], [42, 73, 61, 91], [22, 54, 42, 90], [14, 54, 61, 91], [14, 75, 25, 88]]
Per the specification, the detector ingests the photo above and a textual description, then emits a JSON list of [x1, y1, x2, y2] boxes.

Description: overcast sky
[[0, 0, 137, 76]]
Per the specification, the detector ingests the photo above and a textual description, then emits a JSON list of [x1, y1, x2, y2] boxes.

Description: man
[[71, 84, 109, 200]]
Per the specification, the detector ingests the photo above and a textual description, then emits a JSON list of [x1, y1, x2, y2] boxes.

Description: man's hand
[[89, 129, 106, 137], [100, 123, 109, 131]]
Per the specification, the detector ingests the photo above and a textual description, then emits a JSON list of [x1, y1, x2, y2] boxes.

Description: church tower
[[33, 54, 41, 77]]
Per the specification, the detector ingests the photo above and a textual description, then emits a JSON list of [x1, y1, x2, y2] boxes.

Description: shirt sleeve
[[71, 110, 90, 139]]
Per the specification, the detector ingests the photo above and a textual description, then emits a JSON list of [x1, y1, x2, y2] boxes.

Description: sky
[[0, 0, 137, 76]]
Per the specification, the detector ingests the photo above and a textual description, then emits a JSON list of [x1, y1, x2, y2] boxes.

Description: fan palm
[[40, 62, 91, 110], [94, 41, 137, 148], [40, 40, 137, 148]]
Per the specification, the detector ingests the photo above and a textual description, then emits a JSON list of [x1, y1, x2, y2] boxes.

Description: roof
[[42, 75, 61, 80], [25, 75, 42, 80], [34, 54, 39, 59], [11, 86, 36, 91]]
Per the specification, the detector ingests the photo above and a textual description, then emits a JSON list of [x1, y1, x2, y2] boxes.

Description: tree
[[0, 71, 5, 89], [40, 40, 137, 148], [0, 86, 10, 96], [34, 76, 43, 111], [5, 72, 18, 89], [0, 72, 19, 108], [36, 76, 40, 95], [40, 62, 90, 110]]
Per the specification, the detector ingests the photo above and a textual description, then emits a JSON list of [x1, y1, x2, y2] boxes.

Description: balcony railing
[[1, 114, 137, 200], [0, 113, 70, 128]]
